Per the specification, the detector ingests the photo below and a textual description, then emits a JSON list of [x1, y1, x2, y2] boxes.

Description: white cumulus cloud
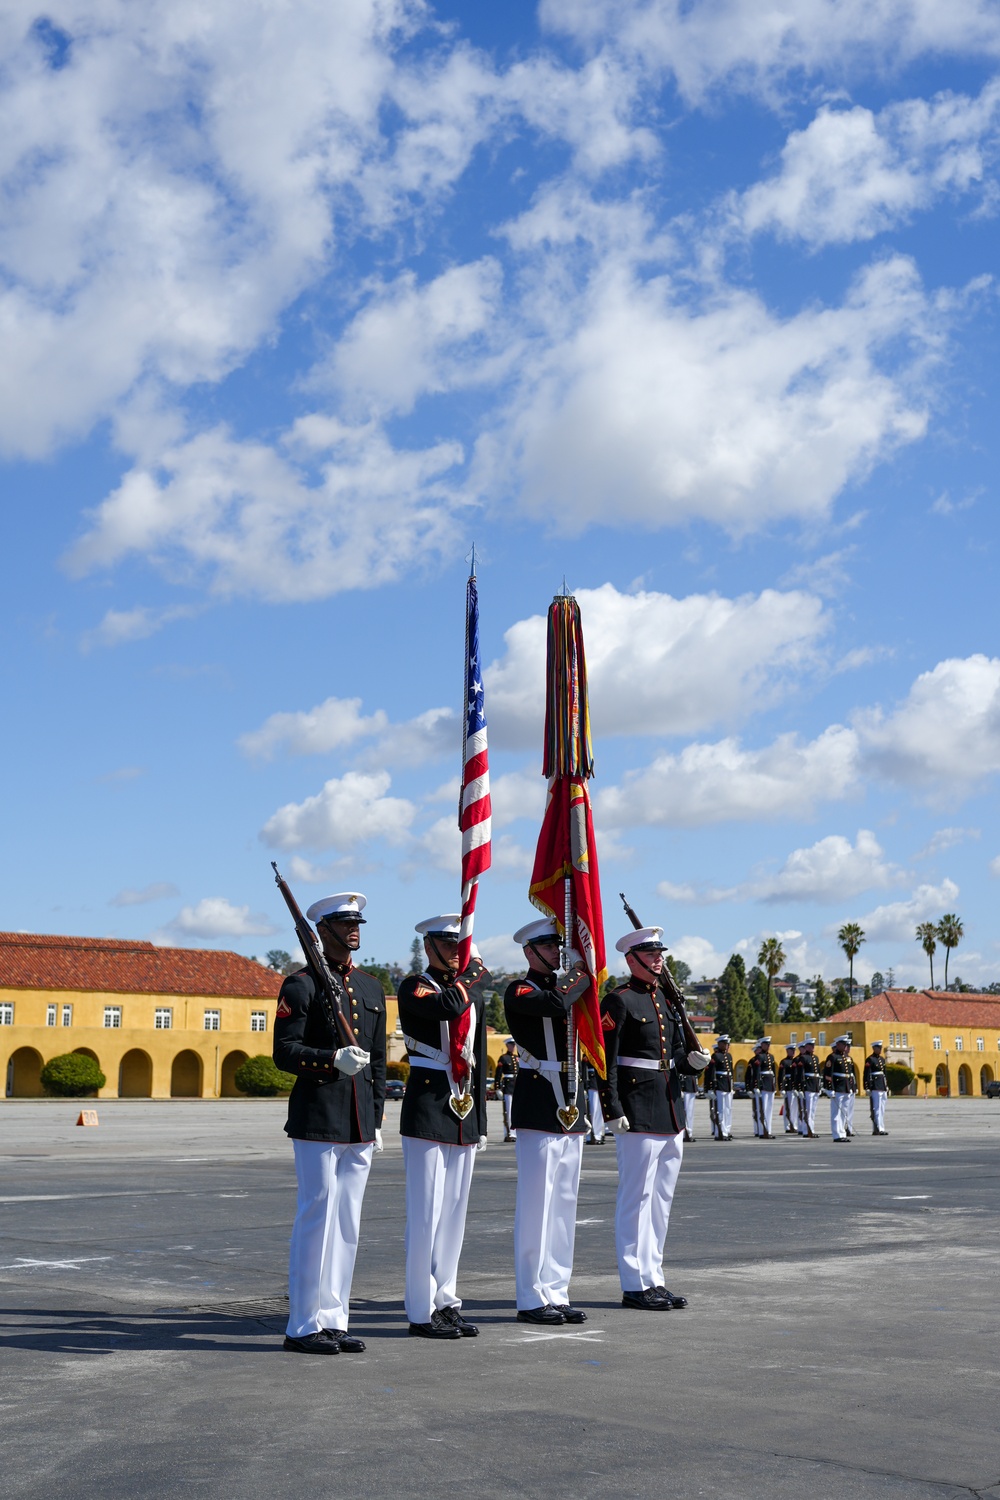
[[850, 878, 960, 944], [857, 655, 1000, 793], [260, 771, 416, 851], [166, 897, 278, 939], [239, 698, 389, 761], [110, 882, 180, 907]]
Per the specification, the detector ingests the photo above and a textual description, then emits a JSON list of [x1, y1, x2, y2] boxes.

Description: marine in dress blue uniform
[[823, 1036, 855, 1140], [598, 927, 711, 1311], [864, 1040, 889, 1134], [703, 1036, 734, 1139], [494, 1038, 519, 1141], [397, 914, 491, 1340], [795, 1039, 821, 1137], [273, 892, 386, 1355], [778, 1043, 799, 1134], [505, 918, 592, 1325]]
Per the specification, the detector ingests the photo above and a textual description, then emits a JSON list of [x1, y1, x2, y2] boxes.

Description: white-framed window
[[902, 1033, 908, 1046], [103, 1006, 122, 1029], [933, 1036, 941, 1050], [46, 1004, 57, 1027], [789, 1031, 796, 1043], [818, 1031, 826, 1044], [61, 1005, 73, 1026], [154, 1008, 172, 1030], [204, 1009, 221, 1031], [0, 1002, 13, 1026], [977, 1037, 984, 1051], [250, 1011, 267, 1032], [954, 1037, 963, 1051]]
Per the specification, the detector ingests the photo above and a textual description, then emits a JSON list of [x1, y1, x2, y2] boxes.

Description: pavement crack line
[[757, 1445, 988, 1495]]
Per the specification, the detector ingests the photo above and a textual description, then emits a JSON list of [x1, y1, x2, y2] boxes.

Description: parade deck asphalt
[[1, 1096, 997, 1500]]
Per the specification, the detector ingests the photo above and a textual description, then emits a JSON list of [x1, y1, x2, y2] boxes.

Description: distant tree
[[811, 977, 832, 1019], [666, 955, 692, 987], [831, 985, 851, 1013], [41, 1053, 105, 1097], [885, 967, 895, 990], [361, 959, 394, 995], [484, 991, 508, 1033], [233, 1056, 295, 1096], [782, 972, 801, 987], [757, 938, 786, 1024], [409, 937, 424, 974], [937, 914, 963, 988], [837, 923, 865, 1000], [747, 966, 770, 1031], [915, 922, 937, 988], [714, 954, 754, 1039], [783, 992, 806, 1022], [265, 949, 292, 973], [870, 970, 885, 995], [863, 985, 872, 1000]]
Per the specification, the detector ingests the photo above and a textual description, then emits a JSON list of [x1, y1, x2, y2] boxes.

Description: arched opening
[[171, 1050, 203, 1098], [958, 1063, 972, 1097], [935, 1063, 949, 1096], [6, 1047, 44, 1097], [119, 1049, 153, 1098], [73, 1047, 100, 1064], [735, 1061, 747, 1083], [980, 1064, 994, 1095], [221, 1050, 248, 1097]]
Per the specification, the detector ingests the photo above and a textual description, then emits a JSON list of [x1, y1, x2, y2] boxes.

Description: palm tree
[[837, 923, 865, 1002], [757, 937, 786, 1024], [915, 922, 937, 989], [936, 914, 964, 990]]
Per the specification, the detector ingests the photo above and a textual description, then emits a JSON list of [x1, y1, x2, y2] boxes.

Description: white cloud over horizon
[[162, 896, 279, 940]]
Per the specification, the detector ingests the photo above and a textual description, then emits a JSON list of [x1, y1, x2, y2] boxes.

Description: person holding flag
[[396, 561, 493, 1341]]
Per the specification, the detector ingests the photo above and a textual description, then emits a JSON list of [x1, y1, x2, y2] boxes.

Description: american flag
[[457, 570, 492, 972]]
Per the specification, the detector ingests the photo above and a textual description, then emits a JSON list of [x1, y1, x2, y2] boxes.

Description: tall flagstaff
[[528, 593, 608, 1080], [453, 555, 492, 1083]]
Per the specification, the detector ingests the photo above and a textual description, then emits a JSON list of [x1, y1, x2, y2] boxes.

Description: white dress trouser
[[503, 1092, 514, 1131], [759, 1092, 774, 1135], [799, 1093, 817, 1134], [287, 1139, 373, 1337], [615, 1132, 684, 1292], [846, 1092, 856, 1132], [784, 1091, 798, 1132], [402, 1137, 477, 1325], [871, 1092, 887, 1130], [714, 1093, 732, 1137], [514, 1131, 583, 1309], [587, 1089, 605, 1140], [830, 1094, 851, 1139], [683, 1093, 697, 1135]]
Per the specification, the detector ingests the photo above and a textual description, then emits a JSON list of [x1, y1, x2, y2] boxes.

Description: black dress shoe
[[323, 1329, 366, 1352], [283, 1331, 340, 1354], [621, 1288, 671, 1311], [434, 1306, 479, 1337], [408, 1321, 461, 1340], [550, 1304, 587, 1323], [516, 1305, 564, 1324], [654, 1286, 687, 1309]]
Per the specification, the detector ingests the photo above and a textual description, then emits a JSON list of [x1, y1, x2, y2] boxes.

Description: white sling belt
[[517, 1013, 570, 1116], [618, 1054, 674, 1070], [403, 972, 476, 1111]]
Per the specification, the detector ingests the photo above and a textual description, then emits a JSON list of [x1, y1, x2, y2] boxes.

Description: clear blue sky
[[3, 0, 999, 988]]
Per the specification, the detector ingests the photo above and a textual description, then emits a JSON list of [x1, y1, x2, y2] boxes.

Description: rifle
[[619, 893, 704, 1057], [271, 862, 358, 1048]]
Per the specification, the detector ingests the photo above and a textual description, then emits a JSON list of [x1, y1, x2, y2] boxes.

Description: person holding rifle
[[795, 1039, 820, 1138], [397, 914, 491, 1341], [494, 1037, 519, 1142], [598, 926, 711, 1311], [704, 1034, 734, 1140], [272, 890, 386, 1356], [823, 1035, 855, 1141], [778, 1042, 799, 1134], [864, 1040, 889, 1135]]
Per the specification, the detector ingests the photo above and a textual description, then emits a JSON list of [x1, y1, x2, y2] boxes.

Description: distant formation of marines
[[272, 890, 891, 1355]]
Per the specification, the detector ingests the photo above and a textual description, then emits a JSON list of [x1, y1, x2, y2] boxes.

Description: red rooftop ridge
[[0, 932, 283, 999], [831, 989, 1000, 1029]]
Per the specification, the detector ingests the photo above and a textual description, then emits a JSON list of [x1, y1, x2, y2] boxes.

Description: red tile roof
[[831, 990, 1000, 1028], [0, 932, 283, 999]]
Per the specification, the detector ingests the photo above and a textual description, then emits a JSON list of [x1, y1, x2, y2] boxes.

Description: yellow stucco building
[[0, 932, 508, 1099]]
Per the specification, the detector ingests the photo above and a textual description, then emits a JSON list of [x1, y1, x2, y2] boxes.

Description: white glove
[[469, 941, 481, 961], [687, 1050, 712, 1070], [333, 1046, 370, 1076], [564, 948, 583, 969], [606, 1115, 631, 1135], [373, 1128, 384, 1153], [477, 1135, 488, 1152]]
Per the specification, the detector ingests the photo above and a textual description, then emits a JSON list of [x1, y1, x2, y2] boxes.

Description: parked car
[[733, 1083, 750, 1100], [383, 1079, 405, 1100], [986, 1080, 1000, 1099]]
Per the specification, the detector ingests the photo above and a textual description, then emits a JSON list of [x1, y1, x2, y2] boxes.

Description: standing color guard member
[[755, 1038, 777, 1137], [504, 919, 592, 1325], [864, 1040, 890, 1134], [397, 914, 490, 1340], [599, 927, 711, 1311], [777, 1042, 798, 1134], [494, 1037, 519, 1142], [274, 892, 386, 1355], [796, 1039, 820, 1138], [823, 1035, 855, 1141], [704, 1035, 734, 1140]]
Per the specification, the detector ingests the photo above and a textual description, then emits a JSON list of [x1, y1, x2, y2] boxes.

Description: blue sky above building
[[2, 0, 999, 986]]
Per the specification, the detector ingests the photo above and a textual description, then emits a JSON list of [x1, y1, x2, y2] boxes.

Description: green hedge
[[885, 1063, 916, 1095], [41, 1053, 106, 1097], [233, 1055, 296, 1097], [386, 1060, 410, 1081]]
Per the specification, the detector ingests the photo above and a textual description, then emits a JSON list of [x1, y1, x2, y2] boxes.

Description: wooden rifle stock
[[618, 891, 703, 1057], [271, 862, 358, 1048]]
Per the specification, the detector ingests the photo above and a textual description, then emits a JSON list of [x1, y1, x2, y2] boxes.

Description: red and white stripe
[[458, 725, 491, 969]]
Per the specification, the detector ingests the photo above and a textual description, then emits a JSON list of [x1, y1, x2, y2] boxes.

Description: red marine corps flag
[[529, 593, 607, 1079], [452, 555, 491, 1085]]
